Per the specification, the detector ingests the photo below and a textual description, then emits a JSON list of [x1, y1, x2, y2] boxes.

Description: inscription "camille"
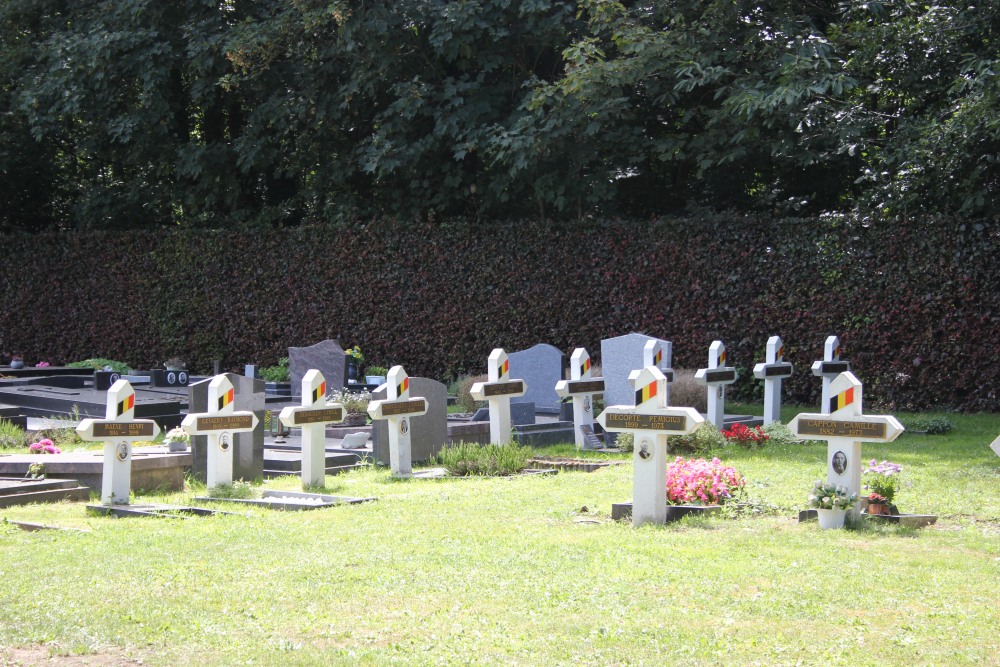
[[797, 419, 887, 439]]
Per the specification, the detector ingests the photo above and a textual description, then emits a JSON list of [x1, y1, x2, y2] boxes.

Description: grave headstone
[[811, 335, 850, 414], [183, 375, 260, 489], [555, 348, 605, 450], [694, 341, 738, 428], [188, 373, 265, 483], [76, 380, 160, 505], [643, 339, 674, 404], [600, 332, 670, 445], [279, 370, 345, 487], [288, 339, 348, 398], [470, 348, 527, 444], [597, 366, 703, 527], [752, 335, 794, 425], [789, 372, 904, 515], [508, 343, 565, 414], [368, 366, 429, 476], [372, 376, 448, 467]]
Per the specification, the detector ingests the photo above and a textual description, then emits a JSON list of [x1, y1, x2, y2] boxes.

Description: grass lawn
[[1, 407, 998, 666]]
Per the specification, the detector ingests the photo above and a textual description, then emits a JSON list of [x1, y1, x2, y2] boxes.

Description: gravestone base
[[0, 478, 90, 508], [195, 489, 374, 511], [716, 414, 765, 429], [0, 450, 188, 493], [513, 421, 576, 447], [262, 448, 367, 479], [798, 508, 937, 529], [612, 502, 722, 523]]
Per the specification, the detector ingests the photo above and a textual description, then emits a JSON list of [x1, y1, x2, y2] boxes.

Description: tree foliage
[[1, 0, 997, 230]]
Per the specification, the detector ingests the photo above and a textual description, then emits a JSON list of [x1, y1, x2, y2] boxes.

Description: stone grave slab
[[288, 339, 348, 398], [0, 477, 90, 508], [188, 373, 265, 483], [371, 376, 447, 468], [508, 343, 565, 414], [195, 489, 375, 511]]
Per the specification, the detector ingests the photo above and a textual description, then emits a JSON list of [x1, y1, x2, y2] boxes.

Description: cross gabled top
[[488, 348, 510, 383], [301, 369, 327, 408], [387, 365, 410, 400], [570, 348, 592, 381]]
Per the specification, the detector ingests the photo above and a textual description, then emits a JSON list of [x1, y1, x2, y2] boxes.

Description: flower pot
[[866, 502, 890, 516], [342, 412, 367, 427], [167, 440, 188, 452], [817, 508, 848, 529], [10, 360, 24, 369], [366, 375, 386, 386]]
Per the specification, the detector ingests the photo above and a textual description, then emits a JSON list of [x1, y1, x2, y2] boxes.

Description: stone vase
[[817, 508, 848, 529], [10, 360, 24, 369]]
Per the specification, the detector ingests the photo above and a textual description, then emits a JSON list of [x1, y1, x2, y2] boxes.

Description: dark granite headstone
[[288, 339, 348, 398], [188, 373, 265, 482], [372, 377, 447, 466], [508, 343, 565, 414]]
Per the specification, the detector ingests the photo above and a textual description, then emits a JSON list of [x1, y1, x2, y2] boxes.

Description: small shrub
[[0, 420, 26, 450], [67, 358, 130, 372], [434, 441, 532, 476], [668, 422, 726, 453], [760, 421, 800, 447], [330, 389, 371, 416], [665, 456, 745, 505], [904, 416, 953, 435], [669, 369, 707, 413], [615, 432, 634, 453], [260, 357, 290, 383], [208, 481, 257, 499], [456, 374, 488, 413]]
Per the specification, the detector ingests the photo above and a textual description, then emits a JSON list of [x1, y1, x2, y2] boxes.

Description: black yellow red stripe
[[581, 358, 591, 376], [634, 380, 657, 406], [653, 349, 662, 366], [397, 376, 409, 397], [829, 386, 855, 413], [116, 393, 134, 417], [312, 381, 326, 404], [498, 359, 509, 378], [217, 387, 235, 411], [718, 349, 727, 366]]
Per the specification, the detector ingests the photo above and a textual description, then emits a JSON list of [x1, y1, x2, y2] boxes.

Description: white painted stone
[[182, 375, 259, 489], [643, 339, 674, 405], [810, 335, 850, 414], [694, 341, 738, 428], [367, 365, 428, 476], [597, 366, 703, 527], [76, 379, 160, 505], [788, 372, 904, 516], [279, 370, 345, 487], [555, 348, 605, 450], [470, 349, 528, 444], [752, 335, 794, 425]]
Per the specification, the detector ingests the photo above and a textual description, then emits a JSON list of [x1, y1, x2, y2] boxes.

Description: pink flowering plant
[[28, 438, 62, 455], [864, 459, 902, 504], [665, 456, 746, 505], [721, 423, 770, 448]]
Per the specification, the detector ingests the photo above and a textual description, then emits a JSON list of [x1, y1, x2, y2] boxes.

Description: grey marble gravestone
[[372, 377, 448, 466], [508, 343, 565, 414], [288, 339, 348, 398], [188, 373, 265, 482], [600, 332, 669, 447]]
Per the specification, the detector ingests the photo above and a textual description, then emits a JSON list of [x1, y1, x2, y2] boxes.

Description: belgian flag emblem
[[396, 376, 409, 398], [217, 387, 235, 411], [718, 349, 727, 366], [829, 387, 855, 413], [312, 382, 326, 404], [833, 345, 841, 360], [580, 358, 591, 376], [498, 359, 509, 378], [777, 345, 784, 361], [653, 349, 662, 367], [634, 380, 657, 406], [116, 393, 134, 417]]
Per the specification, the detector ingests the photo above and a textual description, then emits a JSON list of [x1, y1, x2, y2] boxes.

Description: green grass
[[1, 410, 998, 666]]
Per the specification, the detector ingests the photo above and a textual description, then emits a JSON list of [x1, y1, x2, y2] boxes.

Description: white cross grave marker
[[694, 340, 738, 429], [76, 379, 160, 505], [181, 375, 259, 489], [753, 335, 794, 425], [788, 371, 904, 515], [597, 366, 704, 527], [555, 348, 605, 450], [643, 339, 674, 405], [470, 348, 528, 444], [811, 335, 850, 414], [279, 370, 345, 487], [367, 365, 428, 476], [990, 435, 1000, 458]]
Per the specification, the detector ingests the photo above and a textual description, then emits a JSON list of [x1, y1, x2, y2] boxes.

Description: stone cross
[[182, 375, 259, 489], [810, 335, 850, 414], [752, 335, 794, 425], [555, 348, 605, 450], [470, 348, 528, 444], [367, 365, 428, 476], [643, 339, 674, 405], [76, 379, 160, 505], [694, 340, 737, 428], [788, 372, 904, 515], [279, 369, 345, 487], [990, 435, 1000, 458], [597, 366, 703, 527]]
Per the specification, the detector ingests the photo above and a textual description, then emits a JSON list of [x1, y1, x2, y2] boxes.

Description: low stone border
[[528, 457, 625, 473], [611, 502, 722, 523]]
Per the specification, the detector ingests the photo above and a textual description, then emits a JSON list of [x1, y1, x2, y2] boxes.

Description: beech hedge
[[1, 214, 997, 411]]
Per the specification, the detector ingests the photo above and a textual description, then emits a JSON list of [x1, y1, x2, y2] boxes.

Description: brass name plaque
[[605, 412, 686, 432], [568, 380, 604, 394], [293, 408, 344, 425], [819, 361, 850, 374], [381, 399, 426, 416], [92, 422, 155, 438], [797, 419, 886, 439], [704, 369, 737, 383], [196, 415, 255, 431], [764, 365, 793, 378], [483, 381, 525, 397]]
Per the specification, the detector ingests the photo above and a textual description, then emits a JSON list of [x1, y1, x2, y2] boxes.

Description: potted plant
[[663, 456, 745, 520], [344, 345, 364, 383], [366, 365, 388, 386], [807, 480, 857, 529], [863, 459, 902, 515], [164, 357, 186, 371], [163, 426, 190, 452], [10, 354, 24, 370], [331, 388, 371, 427]]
